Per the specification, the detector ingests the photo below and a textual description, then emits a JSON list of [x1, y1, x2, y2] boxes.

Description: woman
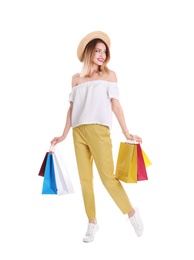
[[51, 31, 144, 242]]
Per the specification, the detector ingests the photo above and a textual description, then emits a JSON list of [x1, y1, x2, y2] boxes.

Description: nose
[[99, 52, 103, 57], [101, 52, 106, 58]]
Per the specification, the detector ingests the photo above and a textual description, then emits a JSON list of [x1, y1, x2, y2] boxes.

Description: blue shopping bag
[[42, 153, 57, 194]]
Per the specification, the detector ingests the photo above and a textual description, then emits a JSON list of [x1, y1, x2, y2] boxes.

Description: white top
[[69, 80, 119, 129]]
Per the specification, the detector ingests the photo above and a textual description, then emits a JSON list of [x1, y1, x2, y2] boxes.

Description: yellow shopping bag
[[142, 149, 152, 167], [115, 142, 138, 183]]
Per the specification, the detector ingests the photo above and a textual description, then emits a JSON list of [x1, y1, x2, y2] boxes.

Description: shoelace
[[85, 224, 96, 237], [130, 215, 141, 229]]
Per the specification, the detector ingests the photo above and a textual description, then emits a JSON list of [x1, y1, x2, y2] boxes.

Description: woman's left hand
[[124, 132, 142, 143]]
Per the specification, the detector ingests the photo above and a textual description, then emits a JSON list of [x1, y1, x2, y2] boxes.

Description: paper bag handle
[[49, 143, 55, 152], [126, 140, 139, 144]]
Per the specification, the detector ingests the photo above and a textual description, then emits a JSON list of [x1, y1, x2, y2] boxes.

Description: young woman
[[51, 31, 144, 242]]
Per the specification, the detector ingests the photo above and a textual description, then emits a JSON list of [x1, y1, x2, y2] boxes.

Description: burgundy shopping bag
[[38, 152, 49, 177]]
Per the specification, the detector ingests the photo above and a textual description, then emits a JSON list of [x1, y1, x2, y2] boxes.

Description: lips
[[97, 58, 104, 63]]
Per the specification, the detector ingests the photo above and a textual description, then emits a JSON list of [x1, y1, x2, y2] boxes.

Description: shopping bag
[[38, 152, 49, 176], [141, 149, 152, 167], [39, 144, 74, 195], [115, 141, 151, 183], [41, 152, 58, 194], [52, 145, 74, 195], [136, 143, 148, 181], [115, 142, 138, 183]]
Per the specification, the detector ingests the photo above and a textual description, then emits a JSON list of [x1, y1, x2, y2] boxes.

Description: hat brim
[[77, 31, 110, 62]]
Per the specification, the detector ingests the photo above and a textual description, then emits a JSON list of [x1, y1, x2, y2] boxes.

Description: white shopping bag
[[52, 145, 74, 195]]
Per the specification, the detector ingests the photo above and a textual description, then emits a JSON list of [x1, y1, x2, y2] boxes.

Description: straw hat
[[77, 31, 111, 62]]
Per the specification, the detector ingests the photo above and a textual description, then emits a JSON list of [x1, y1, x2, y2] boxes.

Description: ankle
[[128, 208, 135, 218], [89, 219, 97, 224]]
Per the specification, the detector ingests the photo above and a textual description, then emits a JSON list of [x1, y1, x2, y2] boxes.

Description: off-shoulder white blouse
[[68, 80, 119, 129]]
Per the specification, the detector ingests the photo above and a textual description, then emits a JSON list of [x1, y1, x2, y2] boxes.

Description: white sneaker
[[129, 207, 144, 237], [83, 223, 99, 243]]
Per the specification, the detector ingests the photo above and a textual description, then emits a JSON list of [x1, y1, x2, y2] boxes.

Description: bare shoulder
[[106, 70, 117, 82], [71, 73, 80, 87]]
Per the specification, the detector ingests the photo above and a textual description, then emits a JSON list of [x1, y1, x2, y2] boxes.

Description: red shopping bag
[[136, 143, 148, 181]]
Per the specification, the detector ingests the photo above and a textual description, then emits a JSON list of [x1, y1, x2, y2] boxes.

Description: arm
[[51, 102, 73, 145], [111, 98, 142, 143]]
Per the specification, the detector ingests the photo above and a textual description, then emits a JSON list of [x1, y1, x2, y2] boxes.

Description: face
[[92, 42, 107, 66]]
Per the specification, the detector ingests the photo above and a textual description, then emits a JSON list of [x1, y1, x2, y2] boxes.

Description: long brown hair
[[80, 39, 110, 77]]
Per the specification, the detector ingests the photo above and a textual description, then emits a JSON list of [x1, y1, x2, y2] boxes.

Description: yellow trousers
[[73, 124, 132, 220]]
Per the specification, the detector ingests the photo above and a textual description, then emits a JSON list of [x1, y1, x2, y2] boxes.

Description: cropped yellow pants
[[73, 124, 132, 220]]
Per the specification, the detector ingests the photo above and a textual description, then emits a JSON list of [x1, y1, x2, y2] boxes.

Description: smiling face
[[92, 42, 107, 66], [80, 38, 110, 77]]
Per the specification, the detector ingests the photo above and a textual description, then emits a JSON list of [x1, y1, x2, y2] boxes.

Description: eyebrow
[[95, 47, 106, 51]]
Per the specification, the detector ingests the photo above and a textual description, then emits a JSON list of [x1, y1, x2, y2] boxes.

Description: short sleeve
[[107, 83, 119, 100], [68, 88, 74, 102]]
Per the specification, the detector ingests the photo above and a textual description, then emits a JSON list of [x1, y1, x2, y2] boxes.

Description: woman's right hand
[[51, 135, 65, 146]]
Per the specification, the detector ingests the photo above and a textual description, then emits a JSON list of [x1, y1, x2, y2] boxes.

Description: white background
[[0, 0, 194, 259]]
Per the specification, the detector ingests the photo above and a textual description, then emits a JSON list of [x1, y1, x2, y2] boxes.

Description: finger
[[51, 139, 57, 145]]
